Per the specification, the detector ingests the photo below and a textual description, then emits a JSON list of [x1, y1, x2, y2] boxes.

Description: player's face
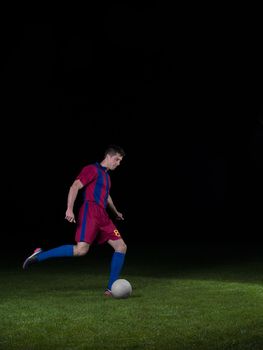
[[109, 154, 123, 170]]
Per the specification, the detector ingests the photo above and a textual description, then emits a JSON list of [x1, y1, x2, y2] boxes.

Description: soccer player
[[23, 145, 127, 296]]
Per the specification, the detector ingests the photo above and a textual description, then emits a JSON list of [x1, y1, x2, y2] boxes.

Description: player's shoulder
[[81, 163, 97, 173], [87, 163, 97, 169]]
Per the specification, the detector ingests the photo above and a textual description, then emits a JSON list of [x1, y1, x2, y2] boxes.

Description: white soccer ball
[[111, 279, 132, 299]]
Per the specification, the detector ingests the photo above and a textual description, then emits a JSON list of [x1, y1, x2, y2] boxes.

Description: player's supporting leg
[[23, 242, 90, 269], [106, 239, 127, 292]]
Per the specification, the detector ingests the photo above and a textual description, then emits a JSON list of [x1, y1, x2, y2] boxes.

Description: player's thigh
[[75, 202, 98, 244]]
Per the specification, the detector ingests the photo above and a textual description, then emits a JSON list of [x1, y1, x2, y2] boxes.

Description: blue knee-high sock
[[36, 245, 74, 262], [107, 252, 126, 290]]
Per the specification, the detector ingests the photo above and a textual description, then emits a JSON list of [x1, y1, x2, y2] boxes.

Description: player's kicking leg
[[22, 242, 90, 269]]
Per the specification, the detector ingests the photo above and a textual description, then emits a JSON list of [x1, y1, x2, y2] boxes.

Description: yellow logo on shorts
[[114, 229, 121, 237]]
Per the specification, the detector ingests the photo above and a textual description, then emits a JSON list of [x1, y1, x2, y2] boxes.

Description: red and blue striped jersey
[[76, 162, 111, 208]]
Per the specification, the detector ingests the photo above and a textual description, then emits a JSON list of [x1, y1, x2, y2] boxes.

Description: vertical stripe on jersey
[[104, 173, 109, 208], [94, 164, 104, 205], [80, 201, 89, 241]]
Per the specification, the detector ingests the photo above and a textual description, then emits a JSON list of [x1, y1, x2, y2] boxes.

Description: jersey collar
[[96, 162, 108, 172]]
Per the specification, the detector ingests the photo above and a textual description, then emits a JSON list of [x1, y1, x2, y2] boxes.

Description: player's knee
[[78, 249, 88, 256], [74, 245, 89, 256], [116, 241, 127, 254]]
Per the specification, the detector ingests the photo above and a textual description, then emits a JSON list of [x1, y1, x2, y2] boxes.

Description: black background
[[1, 5, 263, 258]]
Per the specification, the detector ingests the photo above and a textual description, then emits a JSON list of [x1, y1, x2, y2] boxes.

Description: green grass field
[[1, 246, 263, 349]]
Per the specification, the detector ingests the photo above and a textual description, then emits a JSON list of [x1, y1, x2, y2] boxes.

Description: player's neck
[[100, 160, 109, 171]]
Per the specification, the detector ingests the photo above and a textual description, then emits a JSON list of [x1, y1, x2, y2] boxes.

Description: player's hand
[[116, 211, 124, 220], [65, 209, 76, 223]]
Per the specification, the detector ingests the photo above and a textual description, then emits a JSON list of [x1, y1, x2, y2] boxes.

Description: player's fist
[[116, 211, 124, 220], [65, 208, 76, 223]]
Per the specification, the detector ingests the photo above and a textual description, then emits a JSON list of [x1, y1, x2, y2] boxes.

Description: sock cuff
[[114, 251, 125, 256]]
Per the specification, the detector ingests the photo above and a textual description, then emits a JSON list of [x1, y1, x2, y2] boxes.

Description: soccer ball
[[111, 279, 132, 299]]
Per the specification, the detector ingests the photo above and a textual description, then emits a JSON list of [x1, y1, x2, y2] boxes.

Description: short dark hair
[[104, 144, 125, 157]]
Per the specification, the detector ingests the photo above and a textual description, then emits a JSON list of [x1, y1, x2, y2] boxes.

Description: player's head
[[103, 144, 125, 170]]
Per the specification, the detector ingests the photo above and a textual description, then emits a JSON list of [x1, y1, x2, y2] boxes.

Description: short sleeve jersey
[[76, 162, 111, 208]]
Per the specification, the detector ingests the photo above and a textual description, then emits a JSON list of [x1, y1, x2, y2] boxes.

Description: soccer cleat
[[22, 248, 42, 270], [104, 288, 112, 297]]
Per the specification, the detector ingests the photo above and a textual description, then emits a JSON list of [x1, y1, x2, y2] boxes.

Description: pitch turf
[[1, 246, 263, 349]]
